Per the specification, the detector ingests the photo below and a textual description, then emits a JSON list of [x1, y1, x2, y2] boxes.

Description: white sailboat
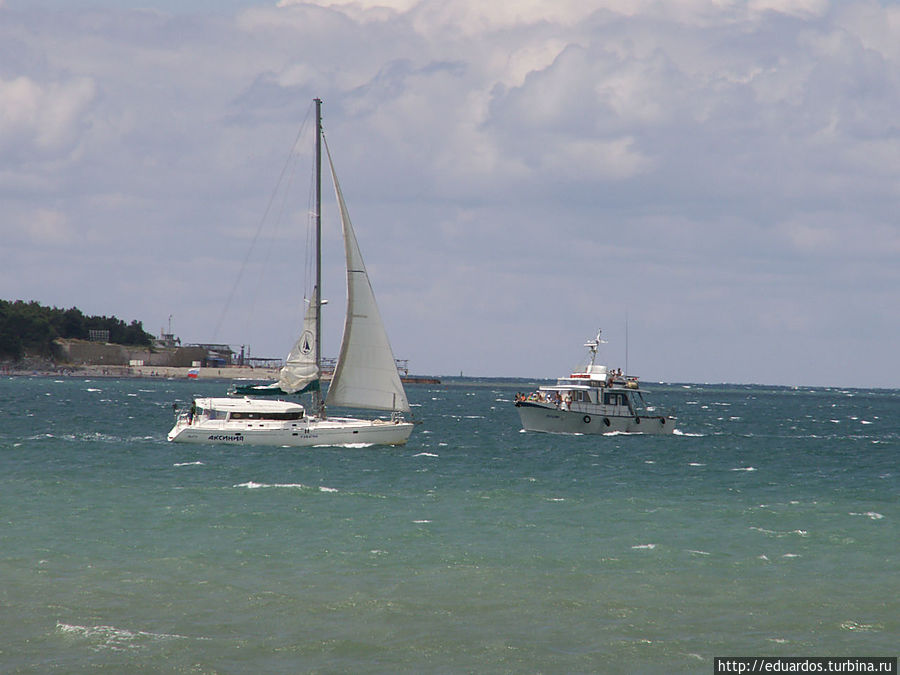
[[168, 99, 413, 447]]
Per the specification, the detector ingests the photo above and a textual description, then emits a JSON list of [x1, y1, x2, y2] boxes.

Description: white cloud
[[0, 76, 96, 157], [2, 0, 900, 386]]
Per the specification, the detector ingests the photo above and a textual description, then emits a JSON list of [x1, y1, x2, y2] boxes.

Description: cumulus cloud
[[2, 0, 899, 386], [0, 76, 96, 158]]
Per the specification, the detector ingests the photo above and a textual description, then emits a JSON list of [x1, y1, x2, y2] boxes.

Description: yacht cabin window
[[230, 411, 304, 421], [604, 392, 628, 407]]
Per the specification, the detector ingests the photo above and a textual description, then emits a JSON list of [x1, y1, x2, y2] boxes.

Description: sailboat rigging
[[168, 98, 413, 446]]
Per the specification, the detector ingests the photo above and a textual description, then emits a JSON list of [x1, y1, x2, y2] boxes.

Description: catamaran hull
[[167, 417, 414, 447], [516, 402, 674, 435]]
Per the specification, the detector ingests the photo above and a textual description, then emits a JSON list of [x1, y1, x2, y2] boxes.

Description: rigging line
[[247, 137, 304, 333], [211, 102, 315, 343]]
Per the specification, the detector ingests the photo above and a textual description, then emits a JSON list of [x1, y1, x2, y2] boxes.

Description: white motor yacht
[[514, 330, 675, 435]]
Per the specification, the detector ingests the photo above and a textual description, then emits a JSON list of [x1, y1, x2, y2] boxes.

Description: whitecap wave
[[841, 621, 882, 632], [173, 461, 204, 467], [631, 543, 656, 550], [56, 622, 196, 652], [234, 481, 310, 490], [413, 452, 439, 458], [850, 511, 884, 520]]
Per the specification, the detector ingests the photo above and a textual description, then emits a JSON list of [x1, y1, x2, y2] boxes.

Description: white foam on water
[[319, 486, 339, 493], [750, 526, 776, 536], [85, 388, 102, 393], [732, 466, 757, 472], [841, 621, 882, 632], [631, 543, 656, 550], [414, 452, 439, 458], [674, 430, 704, 436], [751, 526, 807, 538], [413, 519, 431, 524], [173, 461, 204, 467], [688, 462, 706, 467], [850, 511, 884, 520], [234, 481, 311, 490], [56, 622, 195, 652], [687, 550, 711, 556]]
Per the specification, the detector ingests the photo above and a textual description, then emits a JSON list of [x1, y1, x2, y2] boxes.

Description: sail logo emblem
[[299, 330, 314, 355]]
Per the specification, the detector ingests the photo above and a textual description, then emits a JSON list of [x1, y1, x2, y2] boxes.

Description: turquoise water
[[1, 376, 897, 673]]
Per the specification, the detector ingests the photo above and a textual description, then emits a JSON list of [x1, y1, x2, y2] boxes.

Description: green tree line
[[0, 300, 154, 361]]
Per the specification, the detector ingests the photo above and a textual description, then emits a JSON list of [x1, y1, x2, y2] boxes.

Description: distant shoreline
[[1, 364, 280, 381], [1, 364, 441, 385]]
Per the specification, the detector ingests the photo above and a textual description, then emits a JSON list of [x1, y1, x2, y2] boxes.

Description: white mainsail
[[277, 289, 319, 394], [323, 146, 410, 413]]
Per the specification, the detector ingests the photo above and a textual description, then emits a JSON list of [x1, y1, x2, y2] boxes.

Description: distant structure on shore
[[53, 331, 439, 384]]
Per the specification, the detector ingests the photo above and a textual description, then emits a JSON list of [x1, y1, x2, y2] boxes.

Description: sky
[[2, 0, 899, 388]]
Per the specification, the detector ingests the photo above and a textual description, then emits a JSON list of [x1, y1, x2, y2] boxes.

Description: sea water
[[0, 376, 896, 673]]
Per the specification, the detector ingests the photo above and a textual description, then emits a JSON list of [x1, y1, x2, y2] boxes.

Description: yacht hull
[[168, 416, 413, 447], [515, 401, 674, 435]]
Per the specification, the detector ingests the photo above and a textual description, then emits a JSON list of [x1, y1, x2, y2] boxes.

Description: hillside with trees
[[0, 300, 153, 362]]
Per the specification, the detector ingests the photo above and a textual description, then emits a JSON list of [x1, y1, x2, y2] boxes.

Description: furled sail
[[323, 147, 410, 413], [277, 289, 320, 394]]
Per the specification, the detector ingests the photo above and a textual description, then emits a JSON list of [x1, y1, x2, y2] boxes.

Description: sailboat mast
[[314, 97, 323, 414]]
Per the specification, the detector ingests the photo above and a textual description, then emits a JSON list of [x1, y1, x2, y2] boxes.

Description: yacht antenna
[[584, 329, 607, 370]]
